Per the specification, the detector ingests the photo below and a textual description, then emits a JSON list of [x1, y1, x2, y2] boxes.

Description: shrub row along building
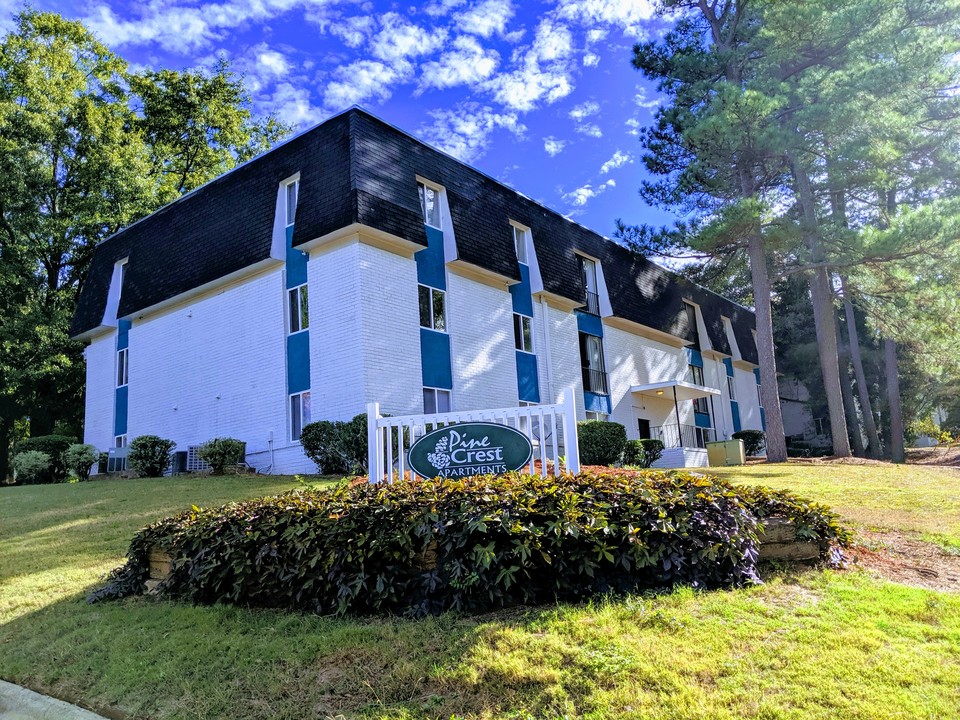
[[70, 108, 766, 474]]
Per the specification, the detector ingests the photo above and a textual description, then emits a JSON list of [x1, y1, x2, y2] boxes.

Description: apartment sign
[[408, 422, 533, 479]]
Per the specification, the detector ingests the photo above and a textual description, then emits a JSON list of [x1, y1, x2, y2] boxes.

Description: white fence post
[[366, 401, 381, 484], [562, 388, 580, 474]]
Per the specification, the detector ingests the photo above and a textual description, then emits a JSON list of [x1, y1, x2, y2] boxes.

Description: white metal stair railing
[[367, 389, 580, 484]]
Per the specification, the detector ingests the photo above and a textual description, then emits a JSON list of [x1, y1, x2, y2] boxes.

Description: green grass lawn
[[1, 466, 959, 720]]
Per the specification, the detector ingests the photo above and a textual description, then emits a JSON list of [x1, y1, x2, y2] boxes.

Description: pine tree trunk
[[788, 153, 851, 457], [837, 347, 866, 456], [745, 233, 788, 462], [884, 338, 905, 463], [840, 276, 882, 457]]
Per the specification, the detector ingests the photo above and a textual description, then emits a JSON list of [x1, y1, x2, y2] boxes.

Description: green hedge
[[12, 434, 76, 483], [623, 439, 665, 468], [577, 420, 627, 465], [91, 471, 851, 616], [127, 435, 176, 477], [197, 438, 246, 475], [732, 430, 765, 457], [300, 414, 367, 475]]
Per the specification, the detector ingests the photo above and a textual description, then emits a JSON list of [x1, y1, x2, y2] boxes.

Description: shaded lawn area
[[710, 462, 960, 551], [1, 467, 959, 719]]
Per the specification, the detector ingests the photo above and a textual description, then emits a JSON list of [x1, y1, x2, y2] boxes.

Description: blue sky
[[3, 0, 677, 237]]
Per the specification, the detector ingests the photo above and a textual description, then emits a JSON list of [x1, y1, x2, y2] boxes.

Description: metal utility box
[[706, 439, 746, 466]]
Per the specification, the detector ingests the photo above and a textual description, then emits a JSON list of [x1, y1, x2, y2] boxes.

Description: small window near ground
[[418, 284, 446, 331], [288, 284, 309, 334], [585, 411, 608, 421], [512, 225, 528, 264], [418, 182, 442, 228], [423, 387, 451, 414], [115, 435, 126, 448], [117, 348, 129, 387], [290, 391, 311, 441], [513, 313, 533, 352], [285, 180, 298, 226]]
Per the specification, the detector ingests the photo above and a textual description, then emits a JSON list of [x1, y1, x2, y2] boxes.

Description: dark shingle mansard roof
[[71, 108, 758, 363]]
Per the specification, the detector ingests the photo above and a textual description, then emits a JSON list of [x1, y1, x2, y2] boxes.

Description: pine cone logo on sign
[[426, 436, 451, 469]]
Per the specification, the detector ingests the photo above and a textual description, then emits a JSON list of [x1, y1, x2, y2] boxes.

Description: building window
[[585, 411, 608, 421], [689, 364, 704, 386], [814, 417, 827, 435], [513, 313, 533, 352], [423, 387, 451, 414], [115, 435, 127, 448], [288, 284, 309, 334], [418, 284, 446, 331], [513, 225, 528, 264], [519, 400, 537, 407], [579, 332, 608, 395], [290, 391, 311, 441], [727, 374, 737, 401], [285, 180, 298, 226], [117, 348, 129, 387], [418, 181, 442, 228], [684, 301, 700, 350], [579, 256, 600, 315]]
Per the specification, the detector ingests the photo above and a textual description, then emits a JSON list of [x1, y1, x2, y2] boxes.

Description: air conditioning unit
[[186, 445, 211, 472], [107, 447, 128, 473]]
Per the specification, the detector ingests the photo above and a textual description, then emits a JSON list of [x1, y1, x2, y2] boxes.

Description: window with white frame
[[512, 224, 528, 264], [585, 411, 608, 421], [513, 313, 533, 352], [727, 374, 737, 401], [417, 181, 442, 228], [117, 348, 129, 387], [418, 284, 446, 331], [423, 387, 451, 414], [290, 391, 311, 441], [115, 435, 127, 448], [285, 180, 298, 226], [288, 284, 309, 334]]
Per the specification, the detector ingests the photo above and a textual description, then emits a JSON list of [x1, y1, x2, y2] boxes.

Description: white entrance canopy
[[629, 380, 721, 402]]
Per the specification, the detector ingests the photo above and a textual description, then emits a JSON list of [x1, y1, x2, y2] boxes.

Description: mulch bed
[[850, 530, 960, 594]]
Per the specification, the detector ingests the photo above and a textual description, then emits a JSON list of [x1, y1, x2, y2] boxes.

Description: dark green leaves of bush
[[127, 435, 175, 477], [732, 430, 765, 457], [197, 438, 246, 475], [92, 471, 850, 616], [300, 414, 368, 474], [577, 421, 627, 465], [12, 434, 76, 483], [623, 439, 665, 468]]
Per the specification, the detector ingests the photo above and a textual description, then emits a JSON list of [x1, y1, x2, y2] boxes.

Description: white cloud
[[568, 100, 600, 121], [257, 47, 292, 77], [583, 52, 600, 67], [625, 117, 642, 135], [322, 59, 411, 110], [532, 18, 573, 62], [369, 12, 447, 63], [455, 0, 515, 38], [328, 15, 375, 48], [575, 122, 603, 138], [563, 178, 616, 207], [635, 85, 660, 108], [424, 0, 467, 16], [600, 150, 632, 173], [555, 0, 656, 36], [268, 82, 325, 126], [418, 104, 526, 163], [543, 136, 566, 156], [418, 36, 500, 91]]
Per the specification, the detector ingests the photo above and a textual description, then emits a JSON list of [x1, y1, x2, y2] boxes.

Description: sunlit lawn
[[1, 466, 958, 719]]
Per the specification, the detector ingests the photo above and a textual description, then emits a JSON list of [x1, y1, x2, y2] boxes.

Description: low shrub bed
[[91, 470, 851, 616]]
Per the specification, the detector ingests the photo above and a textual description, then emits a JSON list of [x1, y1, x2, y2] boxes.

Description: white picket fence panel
[[367, 390, 580, 483]]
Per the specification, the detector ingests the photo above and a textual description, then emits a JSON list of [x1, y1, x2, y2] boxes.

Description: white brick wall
[[735, 367, 764, 431], [83, 332, 117, 451], [447, 271, 518, 410], [124, 266, 314, 475], [540, 302, 582, 410]]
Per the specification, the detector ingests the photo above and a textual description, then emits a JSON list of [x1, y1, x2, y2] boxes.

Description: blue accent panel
[[286, 332, 311, 394], [509, 264, 534, 316], [731, 401, 742, 433], [575, 309, 604, 337], [516, 351, 540, 403], [723, 357, 734, 376], [420, 328, 452, 389], [117, 319, 131, 350], [760, 406, 767, 431], [415, 226, 447, 290], [685, 348, 703, 367], [114, 386, 128, 436], [285, 225, 308, 288], [754, 368, 762, 384], [583, 391, 611, 415], [694, 412, 712, 429]]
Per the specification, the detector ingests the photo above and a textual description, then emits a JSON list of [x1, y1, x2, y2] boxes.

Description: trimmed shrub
[[64, 443, 98, 481], [127, 435, 176, 477], [90, 470, 851, 615], [577, 420, 627, 466], [623, 439, 665, 468], [300, 414, 367, 475], [12, 451, 52, 485], [732, 430, 765, 457], [197, 438, 246, 475], [13, 435, 75, 482]]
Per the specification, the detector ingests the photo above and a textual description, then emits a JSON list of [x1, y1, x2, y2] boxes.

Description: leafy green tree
[[0, 12, 291, 479]]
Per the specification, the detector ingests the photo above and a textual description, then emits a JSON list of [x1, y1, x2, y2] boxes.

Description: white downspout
[[539, 296, 555, 403]]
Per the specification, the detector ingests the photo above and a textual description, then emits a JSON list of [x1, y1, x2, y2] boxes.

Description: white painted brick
[[82, 332, 117, 452]]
